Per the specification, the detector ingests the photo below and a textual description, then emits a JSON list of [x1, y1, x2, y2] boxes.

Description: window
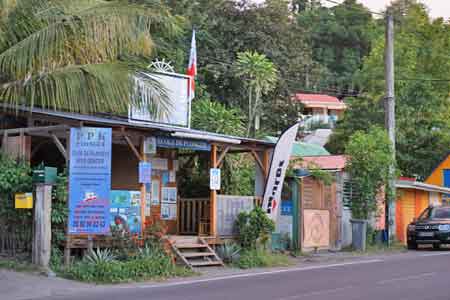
[[431, 207, 450, 219]]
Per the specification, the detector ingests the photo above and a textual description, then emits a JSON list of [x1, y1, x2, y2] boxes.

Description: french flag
[[187, 29, 197, 101]]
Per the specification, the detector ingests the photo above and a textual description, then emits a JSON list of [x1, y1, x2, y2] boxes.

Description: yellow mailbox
[[15, 193, 33, 209]]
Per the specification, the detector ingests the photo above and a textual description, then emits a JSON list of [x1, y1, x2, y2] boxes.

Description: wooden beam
[[123, 135, 142, 161], [251, 150, 265, 172], [209, 144, 218, 237], [0, 124, 69, 136], [263, 149, 270, 179], [216, 146, 230, 167], [51, 133, 68, 162]]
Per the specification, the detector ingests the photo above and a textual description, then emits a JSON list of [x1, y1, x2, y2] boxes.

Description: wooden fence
[[178, 198, 210, 235], [0, 222, 32, 255]]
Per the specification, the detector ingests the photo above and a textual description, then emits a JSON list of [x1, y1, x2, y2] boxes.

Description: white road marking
[[377, 272, 436, 285], [277, 286, 354, 300], [421, 252, 450, 257], [116, 259, 383, 290]]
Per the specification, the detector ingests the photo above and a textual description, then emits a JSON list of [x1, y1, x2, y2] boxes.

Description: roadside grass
[[0, 257, 39, 272], [58, 260, 195, 284], [341, 242, 407, 255], [234, 249, 294, 269]]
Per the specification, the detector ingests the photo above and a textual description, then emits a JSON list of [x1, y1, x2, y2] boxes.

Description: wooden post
[[32, 184, 52, 269], [210, 144, 218, 236], [64, 130, 71, 266]]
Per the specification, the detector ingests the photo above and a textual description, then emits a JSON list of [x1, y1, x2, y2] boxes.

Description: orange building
[[395, 178, 450, 244], [425, 153, 450, 203]]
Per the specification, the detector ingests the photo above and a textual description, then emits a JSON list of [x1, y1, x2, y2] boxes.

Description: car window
[[418, 208, 431, 220], [431, 207, 450, 219]]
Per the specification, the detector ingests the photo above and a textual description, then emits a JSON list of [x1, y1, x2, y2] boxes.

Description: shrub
[[64, 248, 191, 283], [235, 206, 275, 249], [345, 126, 394, 219]]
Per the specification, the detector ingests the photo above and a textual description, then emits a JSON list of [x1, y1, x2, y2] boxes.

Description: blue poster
[[138, 162, 152, 184], [68, 127, 112, 234]]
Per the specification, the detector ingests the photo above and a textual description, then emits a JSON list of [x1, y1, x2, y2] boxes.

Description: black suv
[[407, 205, 450, 250]]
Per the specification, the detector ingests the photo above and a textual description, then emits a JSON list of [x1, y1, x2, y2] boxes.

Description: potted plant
[[345, 126, 394, 251]]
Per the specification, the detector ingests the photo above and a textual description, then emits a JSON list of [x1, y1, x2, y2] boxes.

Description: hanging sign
[[156, 136, 211, 151], [15, 193, 33, 209], [68, 127, 112, 235], [210, 168, 221, 190], [262, 123, 299, 221], [138, 161, 152, 183], [143, 137, 157, 155]]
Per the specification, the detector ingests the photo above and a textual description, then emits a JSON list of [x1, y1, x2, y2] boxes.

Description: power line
[[321, 0, 385, 17]]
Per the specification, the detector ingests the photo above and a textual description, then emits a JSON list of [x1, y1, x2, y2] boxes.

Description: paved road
[[38, 251, 450, 300]]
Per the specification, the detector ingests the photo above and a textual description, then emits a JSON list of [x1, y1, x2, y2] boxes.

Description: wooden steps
[[168, 236, 224, 269]]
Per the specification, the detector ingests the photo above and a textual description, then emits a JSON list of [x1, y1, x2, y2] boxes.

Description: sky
[[253, 0, 450, 19]]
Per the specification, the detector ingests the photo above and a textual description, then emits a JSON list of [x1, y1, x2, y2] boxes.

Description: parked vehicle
[[407, 205, 450, 250]]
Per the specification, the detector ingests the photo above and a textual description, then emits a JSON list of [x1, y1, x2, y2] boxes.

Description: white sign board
[[129, 72, 191, 128], [216, 195, 254, 236], [210, 168, 221, 190]]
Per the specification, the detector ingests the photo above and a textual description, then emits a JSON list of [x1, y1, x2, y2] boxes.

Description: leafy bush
[[51, 171, 68, 247], [235, 206, 275, 249], [216, 241, 241, 264], [84, 248, 116, 265], [64, 247, 191, 283], [236, 249, 292, 269]]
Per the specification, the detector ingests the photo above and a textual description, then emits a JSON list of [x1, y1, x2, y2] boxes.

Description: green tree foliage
[[329, 1, 450, 178], [345, 126, 394, 219], [297, 0, 376, 94], [0, 0, 180, 115], [233, 51, 278, 136], [191, 96, 245, 136]]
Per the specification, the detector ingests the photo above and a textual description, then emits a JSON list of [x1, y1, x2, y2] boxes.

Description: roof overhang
[[396, 180, 450, 194], [0, 105, 274, 149]]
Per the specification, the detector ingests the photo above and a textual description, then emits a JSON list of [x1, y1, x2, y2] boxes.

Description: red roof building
[[294, 155, 347, 171], [294, 93, 346, 110]]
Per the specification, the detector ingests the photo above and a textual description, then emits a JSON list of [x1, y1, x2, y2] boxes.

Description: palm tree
[[0, 0, 180, 117], [233, 51, 278, 137]]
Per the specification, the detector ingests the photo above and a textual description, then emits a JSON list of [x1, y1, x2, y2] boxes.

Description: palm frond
[[0, 0, 180, 82], [1, 62, 172, 117]]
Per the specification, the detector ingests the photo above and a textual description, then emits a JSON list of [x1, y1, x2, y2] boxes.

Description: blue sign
[[68, 127, 112, 234], [156, 136, 211, 151], [138, 162, 152, 184], [281, 200, 293, 216]]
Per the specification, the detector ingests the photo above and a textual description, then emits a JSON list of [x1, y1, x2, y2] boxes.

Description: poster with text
[[68, 127, 112, 234], [110, 190, 141, 234]]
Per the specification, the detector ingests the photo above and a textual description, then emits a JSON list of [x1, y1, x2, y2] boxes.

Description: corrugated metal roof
[[4, 105, 274, 147], [396, 180, 450, 194]]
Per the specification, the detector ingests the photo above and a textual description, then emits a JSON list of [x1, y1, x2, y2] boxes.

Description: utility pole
[[384, 11, 396, 245]]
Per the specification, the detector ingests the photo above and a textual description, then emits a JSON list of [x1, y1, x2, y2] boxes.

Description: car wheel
[[407, 242, 417, 250], [433, 243, 441, 250]]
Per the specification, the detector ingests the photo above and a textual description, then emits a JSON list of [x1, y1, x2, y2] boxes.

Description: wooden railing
[[178, 198, 210, 235]]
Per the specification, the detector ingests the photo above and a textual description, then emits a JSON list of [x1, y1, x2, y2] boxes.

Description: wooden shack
[[0, 106, 274, 267]]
